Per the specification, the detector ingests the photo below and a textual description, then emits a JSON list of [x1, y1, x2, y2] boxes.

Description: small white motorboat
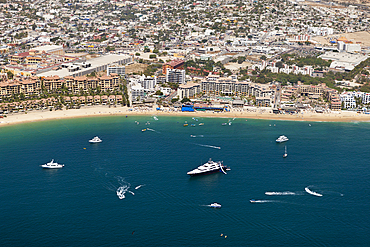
[[276, 135, 289, 143], [41, 159, 64, 169], [283, 146, 288, 158], [89, 136, 102, 143], [210, 203, 221, 208]]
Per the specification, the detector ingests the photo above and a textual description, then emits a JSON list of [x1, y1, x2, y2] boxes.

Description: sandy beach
[[1, 105, 370, 127]]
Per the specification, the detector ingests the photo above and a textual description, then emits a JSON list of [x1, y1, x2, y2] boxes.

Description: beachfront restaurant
[[194, 103, 225, 112], [181, 103, 228, 112], [232, 99, 244, 108]]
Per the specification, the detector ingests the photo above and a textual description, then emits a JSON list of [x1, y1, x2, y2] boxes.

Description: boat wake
[[196, 143, 221, 149], [146, 128, 160, 133], [114, 177, 136, 200], [116, 184, 130, 199], [190, 135, 204, 138], [305, 186, 323, 197], [135, 184, 145, 190], [251, 200, 277, 203], [265, 191, 299, 196], [94, 169, 136, 200]]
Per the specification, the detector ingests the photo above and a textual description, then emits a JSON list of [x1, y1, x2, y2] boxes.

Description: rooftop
[[37, 54, 131, 78]]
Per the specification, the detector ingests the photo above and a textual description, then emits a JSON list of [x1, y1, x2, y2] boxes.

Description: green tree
[[7, 71, 14, 79], [155, 90, 163, 96], [181, 97, 191, 103]]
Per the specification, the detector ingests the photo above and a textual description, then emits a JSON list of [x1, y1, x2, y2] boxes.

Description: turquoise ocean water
[[0, 116, 369, 246]]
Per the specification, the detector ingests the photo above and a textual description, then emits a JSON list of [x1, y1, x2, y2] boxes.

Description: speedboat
[[187, 158, 227, 176], [184, 123, 188, 127], [142, 129, 147, 132], [199, 123, 204, 126], [283, 146, 288, 158], [89, 136, 102, 143], [41, 159, 64, 169], [249, 199, 257, 203], [191, 124, 196, 127], [210, 203, 221, 208], [222, 123, 227, 126], [276, 135, 289, 143]]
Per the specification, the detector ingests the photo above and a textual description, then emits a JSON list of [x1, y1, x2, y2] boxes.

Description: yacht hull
[[187, 169, 222, 176]]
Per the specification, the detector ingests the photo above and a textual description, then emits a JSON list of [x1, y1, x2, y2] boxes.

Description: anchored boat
[[187, 158, 228, 176]]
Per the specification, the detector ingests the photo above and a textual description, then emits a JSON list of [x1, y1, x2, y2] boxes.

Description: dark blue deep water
[[0, 116, 369, 246]]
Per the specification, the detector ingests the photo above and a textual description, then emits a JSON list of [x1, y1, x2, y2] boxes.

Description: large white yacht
[[41, 160, 64, 169], [187, 159, 226, 176], [89, 136, 102, 143], [276, 135, 289, 143]]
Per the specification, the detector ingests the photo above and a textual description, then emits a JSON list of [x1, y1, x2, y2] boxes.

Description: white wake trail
[[251, 200, 276, 203], [146, 128, 160, 133], [305, 187, 323, 197], [116, 185, 129, 199], [196, 143, 221, 149], [135, 184, 145, 190], [116, 177, 131, 200], [265, 191, 296, 196]]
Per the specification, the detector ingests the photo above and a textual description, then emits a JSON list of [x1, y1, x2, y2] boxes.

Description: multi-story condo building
[[162, 59, 184, 75], [166, 68, 185, 84], [0, 77, 42, 98], [140, 75, 157, 92], [178, 83, 201, 100], [0, 74, 121, 99], [107, 65, 125, 76], [200, 75, 274, 99], [178, 75, 276, 107]]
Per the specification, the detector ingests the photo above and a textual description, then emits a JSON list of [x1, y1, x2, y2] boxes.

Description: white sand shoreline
[[1, 106, 370, 127]]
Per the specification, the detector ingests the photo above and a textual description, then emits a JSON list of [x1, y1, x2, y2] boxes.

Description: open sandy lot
[[312, 31, 370, 47]]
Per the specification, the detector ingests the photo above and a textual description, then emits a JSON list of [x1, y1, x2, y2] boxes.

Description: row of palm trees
[[0, 94, 127, 114]]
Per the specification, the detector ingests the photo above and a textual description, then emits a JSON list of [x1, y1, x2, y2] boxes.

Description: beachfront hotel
[[178, 75, 276, 103], [0, 77, 42, 98], [178, 75, 343, 110], [0, 74, 121, 99]]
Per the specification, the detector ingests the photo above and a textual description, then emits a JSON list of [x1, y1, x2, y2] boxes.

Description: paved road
[[266, 48, 295, 62]]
